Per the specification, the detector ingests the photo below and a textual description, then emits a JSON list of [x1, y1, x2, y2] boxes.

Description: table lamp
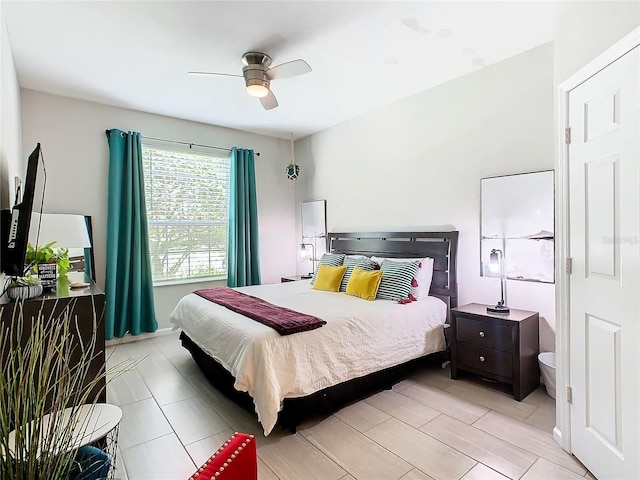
[[299, 242, 316, 279], [487, 248, 510, 314]]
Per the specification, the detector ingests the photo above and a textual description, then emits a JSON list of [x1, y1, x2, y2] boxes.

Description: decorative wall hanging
[[286, 163, 300, 181], [480, 170, 555, 283], [285, 133, 299, 183]]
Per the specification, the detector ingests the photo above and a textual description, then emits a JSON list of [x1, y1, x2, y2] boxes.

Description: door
[[568, 45, 639, 479]]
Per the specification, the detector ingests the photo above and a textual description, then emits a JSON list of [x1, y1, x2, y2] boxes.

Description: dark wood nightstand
[[450, 303, 539, 401], [280, 275, 312, 283]]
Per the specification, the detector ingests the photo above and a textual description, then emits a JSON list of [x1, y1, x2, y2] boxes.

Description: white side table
[[8, 403, 122, 478]]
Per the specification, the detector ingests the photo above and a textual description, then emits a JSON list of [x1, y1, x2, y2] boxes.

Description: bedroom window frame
[[141, 139, 231, 285]]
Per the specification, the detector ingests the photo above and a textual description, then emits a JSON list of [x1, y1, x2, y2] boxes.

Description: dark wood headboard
[[328, 231, 459, 310]]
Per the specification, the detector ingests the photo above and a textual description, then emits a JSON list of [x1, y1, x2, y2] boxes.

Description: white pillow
[[371, 256, 434, 299]]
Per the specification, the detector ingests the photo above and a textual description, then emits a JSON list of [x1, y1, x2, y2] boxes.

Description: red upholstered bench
[[189, 432, 257, 480]]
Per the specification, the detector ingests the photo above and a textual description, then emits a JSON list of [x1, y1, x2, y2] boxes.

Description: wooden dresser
[[450, 303, 540, 401], [0, 274, 106, 405]]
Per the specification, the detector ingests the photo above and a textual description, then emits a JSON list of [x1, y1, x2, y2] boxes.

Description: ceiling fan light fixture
[[189, 51, 309, 110], [246, 83, 269, 98]]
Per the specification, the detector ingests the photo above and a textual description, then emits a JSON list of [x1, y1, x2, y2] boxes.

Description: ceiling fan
[[189, 52, 312, 110]]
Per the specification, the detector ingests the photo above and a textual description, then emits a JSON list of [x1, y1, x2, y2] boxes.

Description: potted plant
[[25, 242, 71, 288], [285, 163, 300, 181], [26, 242, 72, 275], [0, 301, 133, 479], [6, 274, 43, 300]]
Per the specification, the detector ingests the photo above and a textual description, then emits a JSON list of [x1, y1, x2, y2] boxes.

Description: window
[[142, 140, 231, 283]]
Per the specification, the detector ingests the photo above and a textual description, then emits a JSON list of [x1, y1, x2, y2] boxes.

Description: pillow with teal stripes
[[311, 253, 346, 285], [339, 257, 379, 292], [371, 256, 434, 299], [376, 259, 420, 301]]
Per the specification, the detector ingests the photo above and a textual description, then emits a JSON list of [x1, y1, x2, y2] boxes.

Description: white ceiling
[[3, 1, 555, 140]]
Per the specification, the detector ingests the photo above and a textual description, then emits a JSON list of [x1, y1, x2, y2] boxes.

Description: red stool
[[189, 432, 257, 480]]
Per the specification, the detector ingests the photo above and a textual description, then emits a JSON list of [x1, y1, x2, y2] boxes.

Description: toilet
[[538, 352, 556, 399]]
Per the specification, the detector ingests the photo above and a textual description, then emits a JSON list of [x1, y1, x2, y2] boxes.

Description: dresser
[[450, 303, 539, 401], [0, 274, 106, 405]]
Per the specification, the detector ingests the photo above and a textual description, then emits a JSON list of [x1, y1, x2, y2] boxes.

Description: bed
[[170, 231, 458, 435]]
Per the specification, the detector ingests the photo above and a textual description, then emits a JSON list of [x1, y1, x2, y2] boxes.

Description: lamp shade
[[29, 213, 91, 251], [299, 243, 312, 259], [488, 249, 501, 274]]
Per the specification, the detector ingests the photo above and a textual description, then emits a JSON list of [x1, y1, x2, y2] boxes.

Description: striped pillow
[[376, 259, 420, 301], [311, 253, 346, 285], [340, 257, 379, 292], [372, 256, 434, 299]]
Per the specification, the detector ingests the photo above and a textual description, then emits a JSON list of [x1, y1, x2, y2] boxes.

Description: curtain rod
[[105, 130, 260, 156]]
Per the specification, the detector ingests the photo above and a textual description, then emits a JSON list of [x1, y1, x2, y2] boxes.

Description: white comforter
[[169, 280, 447, 435]]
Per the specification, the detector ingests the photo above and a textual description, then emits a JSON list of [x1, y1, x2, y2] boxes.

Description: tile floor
[[105, 332, 589, 480]]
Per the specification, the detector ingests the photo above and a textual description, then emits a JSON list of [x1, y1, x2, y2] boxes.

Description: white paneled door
[[568, 45, 639, 479]]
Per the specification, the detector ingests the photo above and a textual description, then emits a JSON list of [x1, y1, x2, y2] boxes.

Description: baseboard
[[105, 327, 176, 347], [553, 426, 563, 448]]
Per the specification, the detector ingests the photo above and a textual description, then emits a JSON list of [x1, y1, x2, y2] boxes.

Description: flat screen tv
[[1, 144, 44, 277]]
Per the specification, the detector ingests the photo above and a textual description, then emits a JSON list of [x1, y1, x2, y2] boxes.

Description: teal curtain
[[105, 129, 157, 339], [228, 148, 261, 287]]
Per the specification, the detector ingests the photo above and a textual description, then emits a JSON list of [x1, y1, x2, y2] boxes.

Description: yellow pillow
[[346, 266, 383, 300], [313, 264, 348, 292]]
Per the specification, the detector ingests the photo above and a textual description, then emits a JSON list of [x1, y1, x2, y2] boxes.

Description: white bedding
[[169, 280, 447, 435]]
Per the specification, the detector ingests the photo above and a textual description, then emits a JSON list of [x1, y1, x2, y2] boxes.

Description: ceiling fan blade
[[188, 71, 243, 78], [266, 59, 311, 80], [260, 90, 278, 110]]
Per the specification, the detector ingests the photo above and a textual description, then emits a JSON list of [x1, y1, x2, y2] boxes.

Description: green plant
[[25, 242, 71, 276], [9, 274, 42, 288], [0, 301, 133, 479]]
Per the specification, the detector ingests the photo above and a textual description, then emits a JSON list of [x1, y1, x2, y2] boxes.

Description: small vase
[[7, 284, 44, 301]]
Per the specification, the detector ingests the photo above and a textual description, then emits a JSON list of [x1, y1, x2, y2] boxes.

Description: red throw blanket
[[194, 287, 326, 335]]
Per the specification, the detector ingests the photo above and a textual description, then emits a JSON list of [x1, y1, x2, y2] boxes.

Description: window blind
[[142, 140, 231, 282]]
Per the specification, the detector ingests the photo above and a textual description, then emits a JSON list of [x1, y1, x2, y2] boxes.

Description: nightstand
[[450, 303, 539, 401], [280, 275, 312, 283]]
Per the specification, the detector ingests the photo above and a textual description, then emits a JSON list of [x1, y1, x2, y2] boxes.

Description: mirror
[[301, 200, 327, 273], [302, 200, 326, 239], [480, 170, 554, 283]]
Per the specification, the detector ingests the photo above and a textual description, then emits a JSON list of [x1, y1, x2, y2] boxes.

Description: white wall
[[0, 12, 23, 297], [0, 14, 22, 209], [20, 90, 296, 329], [553, 1, 639, 85], [295, 43, 556, 352]]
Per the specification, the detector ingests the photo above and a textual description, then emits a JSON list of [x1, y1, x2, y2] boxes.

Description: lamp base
[[300, 274, 312, 279], [487, 305, 510, 314]]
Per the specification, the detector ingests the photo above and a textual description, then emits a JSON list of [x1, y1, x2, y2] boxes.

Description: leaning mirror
[[300, 200, 327, 276]]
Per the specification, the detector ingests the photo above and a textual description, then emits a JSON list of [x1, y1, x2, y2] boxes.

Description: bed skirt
[[180, 331, 448, 433]]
